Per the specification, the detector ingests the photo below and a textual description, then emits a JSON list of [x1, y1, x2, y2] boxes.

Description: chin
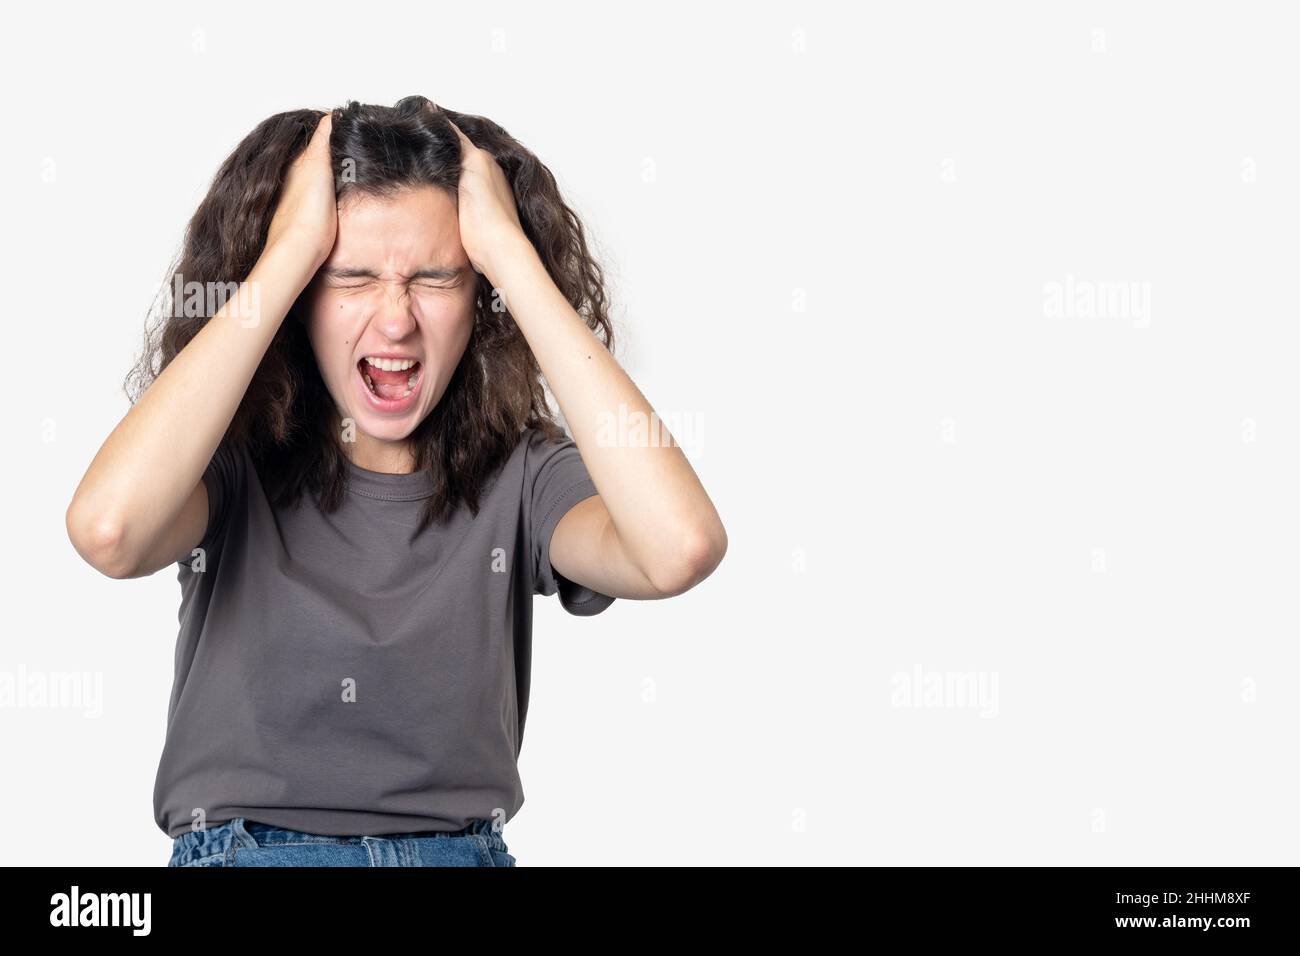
[[355, 417, 420, 443]]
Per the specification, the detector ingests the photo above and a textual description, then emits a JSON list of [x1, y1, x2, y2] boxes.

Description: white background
[[3, 0, 1296, 865]]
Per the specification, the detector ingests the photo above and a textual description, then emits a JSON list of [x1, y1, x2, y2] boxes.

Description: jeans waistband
[[170, 815, 507, 866]]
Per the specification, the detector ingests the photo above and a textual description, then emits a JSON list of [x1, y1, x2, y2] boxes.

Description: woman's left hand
[[446, 118, 528, 279]]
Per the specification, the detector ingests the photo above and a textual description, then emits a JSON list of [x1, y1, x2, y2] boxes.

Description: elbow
[[647, 520, 728, 598], [65, 502, 139, 580]]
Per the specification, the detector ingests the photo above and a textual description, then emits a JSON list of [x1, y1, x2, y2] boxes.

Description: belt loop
[[477, 817, 505, 850], [229, 816, 260, 850]]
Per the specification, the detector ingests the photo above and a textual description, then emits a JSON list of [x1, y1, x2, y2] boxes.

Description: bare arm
[[446, 121, 727, 599], [497, 237, 726, 599], [66, 113, 338, 579]]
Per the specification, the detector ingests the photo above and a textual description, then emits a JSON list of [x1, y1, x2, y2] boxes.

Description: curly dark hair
[[124, 96, 614, 535]]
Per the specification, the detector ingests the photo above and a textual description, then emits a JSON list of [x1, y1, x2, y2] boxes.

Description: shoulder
[[482, 424, 574, 487], [468, 425, 569, 506], [519, 423, 578, 470], [519, 422, 565, 449]]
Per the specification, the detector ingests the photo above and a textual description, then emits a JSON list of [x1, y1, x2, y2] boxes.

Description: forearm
[[488, 236, 726, 583], [67, 240, 319, 568]]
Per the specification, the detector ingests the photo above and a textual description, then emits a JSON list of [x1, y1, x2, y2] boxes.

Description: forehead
[[328, 185, 464, 271]]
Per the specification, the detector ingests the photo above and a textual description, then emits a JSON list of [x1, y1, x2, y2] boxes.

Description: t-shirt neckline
[[343, 456, 438, 501]]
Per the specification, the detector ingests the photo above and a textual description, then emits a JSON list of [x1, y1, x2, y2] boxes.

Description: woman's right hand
[[67, 108, 341, 581], [265, 110, 338, 269]]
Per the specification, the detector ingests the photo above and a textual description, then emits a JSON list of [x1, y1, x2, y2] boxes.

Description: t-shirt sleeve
[[178, 439, 246, 570], [527, 431, 616, 617]]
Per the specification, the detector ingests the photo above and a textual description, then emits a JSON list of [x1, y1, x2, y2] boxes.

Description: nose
[[372, 281, 419, 341]]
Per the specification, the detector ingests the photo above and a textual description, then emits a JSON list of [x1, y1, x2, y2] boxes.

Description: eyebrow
[[321, 265, 466, 281]]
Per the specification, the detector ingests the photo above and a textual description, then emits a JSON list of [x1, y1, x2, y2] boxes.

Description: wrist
[[257, 238, 327, 292], [231, 241, 325, 332], [482, 229, 542, 289], [262, 232, 331, 277]]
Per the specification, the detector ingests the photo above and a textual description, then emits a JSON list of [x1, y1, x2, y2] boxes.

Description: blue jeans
[[167, 816, 516, 867]]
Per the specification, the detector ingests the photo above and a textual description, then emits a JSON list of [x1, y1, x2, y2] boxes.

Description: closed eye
[[321, 266, 467, 289], [329, 280, 454, 289]]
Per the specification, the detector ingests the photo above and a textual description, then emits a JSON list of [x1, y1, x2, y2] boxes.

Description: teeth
[[365, 357, 417, 372], [362, 369, 417, 400]]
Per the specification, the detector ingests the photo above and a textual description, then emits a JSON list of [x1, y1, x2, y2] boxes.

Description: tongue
[[365, 363, 415, 400]]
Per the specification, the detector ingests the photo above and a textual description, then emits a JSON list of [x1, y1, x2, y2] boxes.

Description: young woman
[[65, 97, 726, 867]]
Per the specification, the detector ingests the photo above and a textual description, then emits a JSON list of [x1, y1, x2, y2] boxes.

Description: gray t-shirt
[[153, 426, 614, 838]]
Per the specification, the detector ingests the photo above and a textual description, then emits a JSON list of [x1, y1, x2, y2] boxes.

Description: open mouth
[[356, 356, 424, 410]]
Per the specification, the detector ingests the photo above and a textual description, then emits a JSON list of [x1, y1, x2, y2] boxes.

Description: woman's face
[[302, 185, 476, 467]]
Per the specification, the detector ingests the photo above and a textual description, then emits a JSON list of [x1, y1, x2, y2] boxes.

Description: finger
[[446, 118, 475, 154], [300, 112, 333, 161]]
